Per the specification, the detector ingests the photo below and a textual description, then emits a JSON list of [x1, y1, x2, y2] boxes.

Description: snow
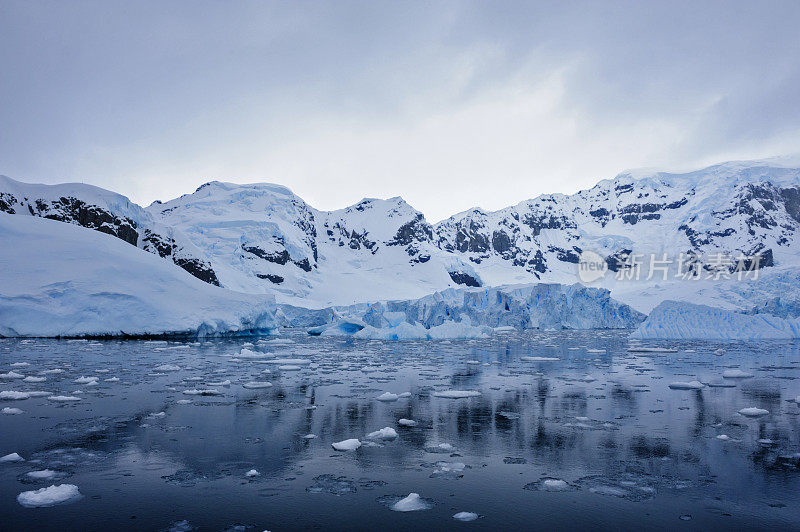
[[631, 301, 800, 340], [365, 427, 398, 441], [433, 390, 481, 399], [331, 439, 361, 451], [0, 214, 277, 338], [17, 484, 82, 507], [390, 493, 433, 512]]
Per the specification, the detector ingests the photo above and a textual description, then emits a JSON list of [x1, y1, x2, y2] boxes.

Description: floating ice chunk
[[207, 380, 231, 386], [41, 369, 64, 374], [453, 512, 479, 522], [147, 411, 166, 419], [626, 347, 678, 353], [303, 434, 317, 439], [433, 390, 481, 399], [154, 364, 181, 372], [26, 469, 58, 480], [0, 371, 25, 379], [391, 493, 433, 512], [182, 389, 222, 396], [263, 359, 311, 365], [175, 399, 192, 405], [22, 376, 46, 383], [242, 381, 272, 389], [668, 381, 704, 390], [0, 391, 32, 400], [331, 439, 361, 451], [521, 356, 559, 362], [10, 362, 29, 367], [542, 479, 571, 491], [398, 392, 412, 398], [47, 395, 81, 402], [465, 360, 481, 365], [376, 392, 399, 402], [704, 381, 736, 388], [238, 348, 268, 358], [716, 434, 731, 441], [723, 369, 754, 379], [245, 469, 260, 478], [17, 484, 81, 507], [74, 376, 98, 384], [365, 427, 398, 441], [738, 407, 769, 417], [104, 377, 120, 382], [1, 452, 24, 462], [2, 407, 23, 415], [278, 365, 301, 371], [398, 419, 417, 427]]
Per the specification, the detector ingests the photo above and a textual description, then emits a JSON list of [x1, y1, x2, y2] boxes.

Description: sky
[[2, 1, 800, 222]]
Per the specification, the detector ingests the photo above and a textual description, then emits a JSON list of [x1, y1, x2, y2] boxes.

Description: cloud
[[1, 1, 799, 221]]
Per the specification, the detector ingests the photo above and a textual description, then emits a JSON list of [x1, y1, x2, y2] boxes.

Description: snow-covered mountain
[[2, 159, 799, 310]]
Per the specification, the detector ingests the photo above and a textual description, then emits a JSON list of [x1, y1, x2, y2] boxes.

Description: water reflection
[[1, 332, 799, 530]]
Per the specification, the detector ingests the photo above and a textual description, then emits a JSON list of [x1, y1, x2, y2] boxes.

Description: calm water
[[1, 331, 800, 531]]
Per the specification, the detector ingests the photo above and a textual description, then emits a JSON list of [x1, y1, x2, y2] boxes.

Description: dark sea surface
[[1, 331, 799, 531]]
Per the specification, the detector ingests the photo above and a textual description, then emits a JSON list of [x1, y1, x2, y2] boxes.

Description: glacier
[[0, 215, 278, 338], [631, 300, 800, 340]]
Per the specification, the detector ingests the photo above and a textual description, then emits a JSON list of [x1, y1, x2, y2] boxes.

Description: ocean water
[[1, 331, 799, 530]]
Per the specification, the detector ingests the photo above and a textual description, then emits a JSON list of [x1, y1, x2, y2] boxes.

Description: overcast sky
[[2, 1, 800, 221]]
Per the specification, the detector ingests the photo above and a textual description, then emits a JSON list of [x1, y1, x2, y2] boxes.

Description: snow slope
[[0, 214, 277, 337]]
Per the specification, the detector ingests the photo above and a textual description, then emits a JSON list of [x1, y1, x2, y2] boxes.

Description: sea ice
[[242, 381, 273, 389], [433, 390, 481, 398], [376, 392, 399, 402], [723, 369, 754, 379], [1, 452, 24, 462], [17, 484, 82, 507], [2, 407, 24, 414], [331, 439, 361, 451], [390, 493, 434, 512], [738, 407, 769, 417], [668, 381, 704, 390], [398, 418, 417, 427], [453, 512, 479, 522], [365, 427, 398, 441]]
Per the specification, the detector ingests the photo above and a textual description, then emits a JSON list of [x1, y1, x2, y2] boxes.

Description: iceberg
[[631, 301, 800, 340]]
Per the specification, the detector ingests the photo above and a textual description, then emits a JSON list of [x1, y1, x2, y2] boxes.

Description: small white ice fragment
[[242, 381, 272, 389], [26, 469, 57, 480], [738, 407, 769, 417], [2, 407, 24, 415], [521, 356, 559, 362], [365, 427, 398, 441], [1, 452, 24, 462], [17, 484, 81, 507], [433, 390, 481, 399], [331, 439, 361, 451], [391, 493, 433, 512], [245, 469, 260, 478], [723, 369, 753, 379], [154, 364, 181, 372], [376, 392, 399, 402], [453, 511, 479, 521], [398, 419, 417, 427], [47, 395, 81, 402], [668, 381, 704, 390]]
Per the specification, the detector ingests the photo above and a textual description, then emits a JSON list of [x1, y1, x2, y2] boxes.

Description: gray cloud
[[2, 0, 799, 221]]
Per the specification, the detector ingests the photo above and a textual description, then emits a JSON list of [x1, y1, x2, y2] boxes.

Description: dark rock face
[[448, 270, 481, 287], [1, 191, 221, 287], [174, 257, 221, 286], [256, 273, 284, 284], [1, 194, 140, 245], [605, 249, 633, 272], [389, 215, 433, 246], [243, 245, 290, 265], [492, 230, 512, 253], [781, 187, 800, 223]]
